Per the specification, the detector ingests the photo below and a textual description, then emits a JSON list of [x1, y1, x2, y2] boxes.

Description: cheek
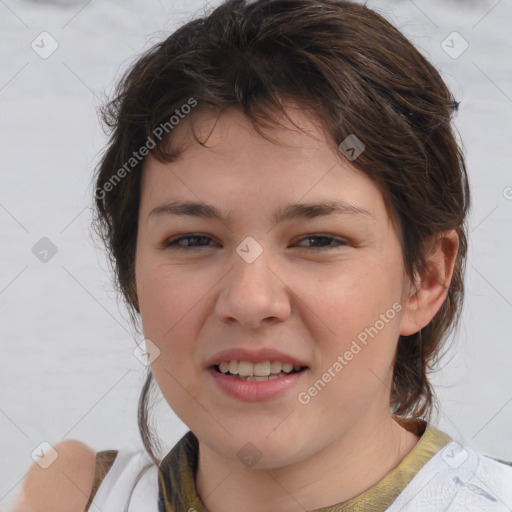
[[137, 263, 206, 417], [301, 260, 403, 377], [136, 260, 216, 403], [300, 260, 399, 332], [302, 277, 402, 422], [136, 261, 201, 361]]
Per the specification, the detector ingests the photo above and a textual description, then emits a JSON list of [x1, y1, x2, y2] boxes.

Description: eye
[[163, 234, 216, 249], [294, 235, 347, 250], [162, 234, 347, 251]]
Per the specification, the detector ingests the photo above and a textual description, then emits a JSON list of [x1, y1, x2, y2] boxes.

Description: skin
[[14, 440, 96, 512], [135, 105, 459, 512]]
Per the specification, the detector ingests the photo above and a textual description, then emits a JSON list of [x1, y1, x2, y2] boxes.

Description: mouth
[[208, 358, 309, 401], [211, 360, 309, 381]]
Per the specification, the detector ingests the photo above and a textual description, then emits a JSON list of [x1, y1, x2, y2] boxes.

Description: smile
[[209, 362, 308, 401], [214, 360, 306, 380]]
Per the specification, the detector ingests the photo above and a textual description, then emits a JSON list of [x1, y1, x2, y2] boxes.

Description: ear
[[399, 230, 459, 336]]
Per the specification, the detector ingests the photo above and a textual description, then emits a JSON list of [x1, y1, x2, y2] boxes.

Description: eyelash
[[163, 234, 347, 251]]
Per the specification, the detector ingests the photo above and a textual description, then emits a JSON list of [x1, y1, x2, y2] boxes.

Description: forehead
[[139, 106, 389, 227]]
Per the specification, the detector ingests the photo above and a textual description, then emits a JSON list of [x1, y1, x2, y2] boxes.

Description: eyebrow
[[148, 199, 374, 225]]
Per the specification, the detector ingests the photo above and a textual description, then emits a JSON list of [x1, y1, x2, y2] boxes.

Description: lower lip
[[207, 367, 307, 401]]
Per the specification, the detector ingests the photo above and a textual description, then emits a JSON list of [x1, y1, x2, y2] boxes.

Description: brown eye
[[164, 234, 216, 249], [295, 235, 347, 250]]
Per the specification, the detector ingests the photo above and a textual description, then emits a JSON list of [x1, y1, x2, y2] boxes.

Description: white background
[[1, 0, 511, 508]]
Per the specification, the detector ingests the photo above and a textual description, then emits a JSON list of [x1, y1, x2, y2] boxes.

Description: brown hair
[[92, 0, 470, 465]]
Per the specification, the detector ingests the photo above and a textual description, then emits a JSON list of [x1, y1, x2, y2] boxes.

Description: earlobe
[[399, 230, 459, 336]]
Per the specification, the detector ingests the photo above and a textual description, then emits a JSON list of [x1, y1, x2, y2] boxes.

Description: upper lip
[[206, 347, 309, 368]]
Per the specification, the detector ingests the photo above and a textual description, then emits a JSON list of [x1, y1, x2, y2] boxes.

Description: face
[[135, 106, 413, 468]]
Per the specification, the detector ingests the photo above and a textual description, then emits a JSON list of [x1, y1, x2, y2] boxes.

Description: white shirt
[[88, 441, 512, 511], [87, 450, 159, 512]]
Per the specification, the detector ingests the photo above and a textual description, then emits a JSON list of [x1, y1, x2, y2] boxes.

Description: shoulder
[[15, 440, 103, 512], [475, 450, 512, 484], [441, 442, 512, 507], [438, 442, 512, 495], [455, 449, 512, 509], [388, 440, 512, 511]]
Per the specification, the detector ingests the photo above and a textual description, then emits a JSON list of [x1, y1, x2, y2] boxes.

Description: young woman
[[15, 0, 512, 510]]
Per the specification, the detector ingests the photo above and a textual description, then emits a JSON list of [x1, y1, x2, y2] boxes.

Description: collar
[[157, 419, 452, 512]]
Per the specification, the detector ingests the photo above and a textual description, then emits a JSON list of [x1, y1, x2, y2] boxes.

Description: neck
[[195, 413, 420, 512]]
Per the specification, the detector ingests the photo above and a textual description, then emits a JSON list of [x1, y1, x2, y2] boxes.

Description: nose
[[214, 247, 292, 329]]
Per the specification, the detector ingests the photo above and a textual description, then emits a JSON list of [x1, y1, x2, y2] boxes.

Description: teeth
[[216, 360, 304, 377], [238, 361, 254, 377], [270, 361, 282, 374], [231, 373, 295, 381], [228, 360, 238, 374]]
